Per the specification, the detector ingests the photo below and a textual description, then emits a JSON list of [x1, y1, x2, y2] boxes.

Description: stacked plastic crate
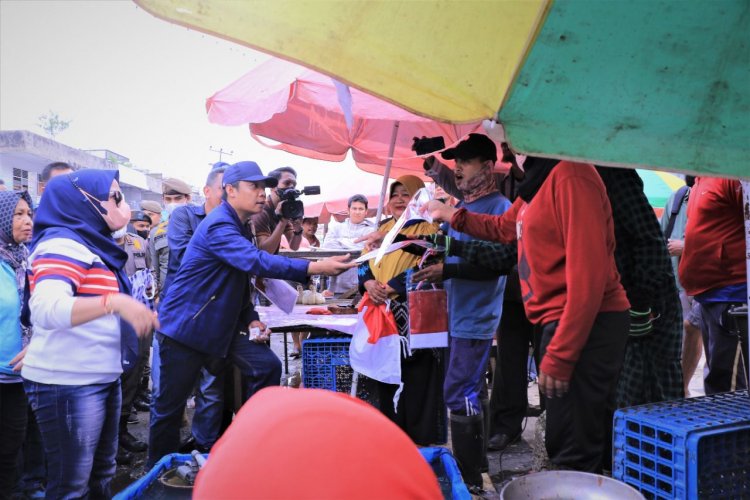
[[613, 390, 750, 499], [301, 336, 376, 404]]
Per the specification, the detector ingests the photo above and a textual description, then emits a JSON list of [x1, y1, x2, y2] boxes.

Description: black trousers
[[490, 300, 538, 436], [0, 382, 28, 498], [119, 334, 151, 429], [541, 310, 629, 472], [700, 302, 749, 394]]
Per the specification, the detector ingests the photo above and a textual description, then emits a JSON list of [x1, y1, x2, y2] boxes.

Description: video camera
[[278, 186, 321, 220], [411, 136, 446, 156]]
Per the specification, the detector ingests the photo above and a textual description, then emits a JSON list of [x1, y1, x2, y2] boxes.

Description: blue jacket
[[163, 203, 206, 296], [158, 201, 309, 357]]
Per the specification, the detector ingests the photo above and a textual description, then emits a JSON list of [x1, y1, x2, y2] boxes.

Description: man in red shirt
[[678, 177, 748, 394], [427, 157, 630, 473]]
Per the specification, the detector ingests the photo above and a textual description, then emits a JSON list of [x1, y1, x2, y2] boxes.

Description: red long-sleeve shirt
[[678, 177, 745, 297], [451, 161, 629, 381]]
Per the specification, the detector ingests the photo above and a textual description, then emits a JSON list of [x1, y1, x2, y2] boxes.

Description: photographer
[[252, 167, 303, 253]]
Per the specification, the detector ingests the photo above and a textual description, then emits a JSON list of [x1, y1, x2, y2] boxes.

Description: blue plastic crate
[[302, 337, 352, 391], [613, 391, 750, 499], [301, 336, 376, 404]]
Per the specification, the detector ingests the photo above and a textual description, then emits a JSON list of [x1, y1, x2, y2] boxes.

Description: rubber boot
[[450, 413, 484, 489], [481, 399, 490, 472]]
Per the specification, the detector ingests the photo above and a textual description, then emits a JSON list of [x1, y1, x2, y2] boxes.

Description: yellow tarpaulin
[[135, 0, 549, 123]]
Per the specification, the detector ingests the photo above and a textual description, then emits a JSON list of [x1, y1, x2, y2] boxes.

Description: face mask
[[101, 200, 131, 232], [164, 203, 184, 215], [136, 229, 149, 239], [111, 226, 128, 239]]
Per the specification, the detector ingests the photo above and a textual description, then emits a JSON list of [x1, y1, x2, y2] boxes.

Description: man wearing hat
[[148, 161, 355, 466], [140, 200, 163, 228], [130, 210, 152, 240], [413, 133, 512, 492], [150, 178, 192, 299]]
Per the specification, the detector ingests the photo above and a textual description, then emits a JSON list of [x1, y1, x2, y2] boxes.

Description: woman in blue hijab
[[22, 169, 158, 499], [0, 189, 33, 493]]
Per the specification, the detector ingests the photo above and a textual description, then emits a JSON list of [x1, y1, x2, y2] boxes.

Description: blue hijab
[[31, 169, 139, 371]]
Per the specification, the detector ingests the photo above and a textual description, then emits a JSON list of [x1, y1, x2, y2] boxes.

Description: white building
[[0, 130, 178, 206]]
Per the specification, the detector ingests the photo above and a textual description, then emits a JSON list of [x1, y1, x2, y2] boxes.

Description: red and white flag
[[349, 295, 403, 406]]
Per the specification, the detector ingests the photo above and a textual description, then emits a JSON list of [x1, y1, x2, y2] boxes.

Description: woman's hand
[[423, 200, 457, 222], [308, 255, 356, 276], [364, 280, 388, 305], [9, 346, 27, 372], [112, 294, 160, 338]]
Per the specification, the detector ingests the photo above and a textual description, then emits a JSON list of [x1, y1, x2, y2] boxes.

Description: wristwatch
[[293, 229, 303, 236]]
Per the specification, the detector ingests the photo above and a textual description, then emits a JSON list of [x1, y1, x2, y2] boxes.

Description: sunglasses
[[69, 176, 123, 206]]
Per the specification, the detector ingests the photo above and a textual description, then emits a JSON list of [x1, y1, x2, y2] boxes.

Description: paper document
[[256, 278, 298, 314]]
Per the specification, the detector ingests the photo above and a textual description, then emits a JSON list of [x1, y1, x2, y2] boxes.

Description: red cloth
[[194, 387, 441, 500], [678, 177, 745, 296], [451, 161, 629, 381]]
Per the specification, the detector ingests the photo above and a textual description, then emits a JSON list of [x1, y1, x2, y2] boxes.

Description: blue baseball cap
[[211, 161, 230, 171], [222, 161, 278, 188]]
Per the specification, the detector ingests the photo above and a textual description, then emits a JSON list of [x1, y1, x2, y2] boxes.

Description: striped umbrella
[[636, 170, 684, 209]]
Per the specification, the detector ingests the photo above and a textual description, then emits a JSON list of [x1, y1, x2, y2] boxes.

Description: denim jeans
[[192, 367, 225, 448], [150, 334, 160, 400], [148, 332, 281, 467], [0, 382, 27, 497], [24, 379, 121, 500]]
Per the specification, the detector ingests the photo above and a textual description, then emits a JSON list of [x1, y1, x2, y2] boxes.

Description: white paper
[[374, 187, 434, 266], [355, 239, 432, 263], [257, 278, 298, 314]]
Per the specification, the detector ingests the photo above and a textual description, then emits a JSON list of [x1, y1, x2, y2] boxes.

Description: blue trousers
[[24, 379, 120, 500], [192, 367, 225, 448], [444, 337, 492, 416], [148, 332, 281, 467]]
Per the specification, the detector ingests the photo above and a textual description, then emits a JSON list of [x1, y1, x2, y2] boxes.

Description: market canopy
[[136, 0, 749, 178]]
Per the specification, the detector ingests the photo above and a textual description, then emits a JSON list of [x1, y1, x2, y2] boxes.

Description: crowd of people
[[0, 137, 747, 497]]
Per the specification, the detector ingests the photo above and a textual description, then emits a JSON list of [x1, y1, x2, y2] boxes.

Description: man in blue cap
[[148, 161, 355, 466]]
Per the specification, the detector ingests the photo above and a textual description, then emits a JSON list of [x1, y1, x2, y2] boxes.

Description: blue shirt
[[0, 262, 22, 380], [445, 192, 511, 340], [158, 201, 309, 357]]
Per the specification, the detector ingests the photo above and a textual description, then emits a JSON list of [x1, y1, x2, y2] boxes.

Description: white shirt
[[22, 238, 122, 385], [322, 218, 375, 293]]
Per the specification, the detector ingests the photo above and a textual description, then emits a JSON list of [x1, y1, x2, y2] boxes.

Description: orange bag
[[408, 284, 449, 349]]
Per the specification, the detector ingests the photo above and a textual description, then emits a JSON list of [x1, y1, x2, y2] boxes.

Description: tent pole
[[375, 121, 400, 223]]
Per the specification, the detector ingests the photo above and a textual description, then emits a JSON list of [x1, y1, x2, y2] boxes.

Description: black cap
[[441, 133, 497, 162], [130, 211, 153, 225]]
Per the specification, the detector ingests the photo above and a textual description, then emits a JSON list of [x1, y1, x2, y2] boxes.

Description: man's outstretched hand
[[308, 254, 357, 276]]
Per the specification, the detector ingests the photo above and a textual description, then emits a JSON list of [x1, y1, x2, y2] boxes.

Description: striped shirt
[[22, 238, 122, 385]]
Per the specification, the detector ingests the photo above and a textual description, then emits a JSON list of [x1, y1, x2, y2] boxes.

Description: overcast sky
[[0, 0, 385, 199]]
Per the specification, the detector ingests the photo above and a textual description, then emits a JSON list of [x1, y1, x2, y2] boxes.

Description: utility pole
[[209, 146, 234, 164]]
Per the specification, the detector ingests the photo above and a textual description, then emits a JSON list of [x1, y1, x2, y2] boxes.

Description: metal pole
[[374, 121, 400, 223]]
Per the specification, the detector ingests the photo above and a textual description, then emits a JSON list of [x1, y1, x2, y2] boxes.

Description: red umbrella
[[206, 58, 498, 219]]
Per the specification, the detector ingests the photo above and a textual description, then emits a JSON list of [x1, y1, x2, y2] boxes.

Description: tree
[[37, 111, 71, 139]]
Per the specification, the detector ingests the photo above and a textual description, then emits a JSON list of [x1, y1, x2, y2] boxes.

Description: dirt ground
[[113, 333, 706, 496]]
